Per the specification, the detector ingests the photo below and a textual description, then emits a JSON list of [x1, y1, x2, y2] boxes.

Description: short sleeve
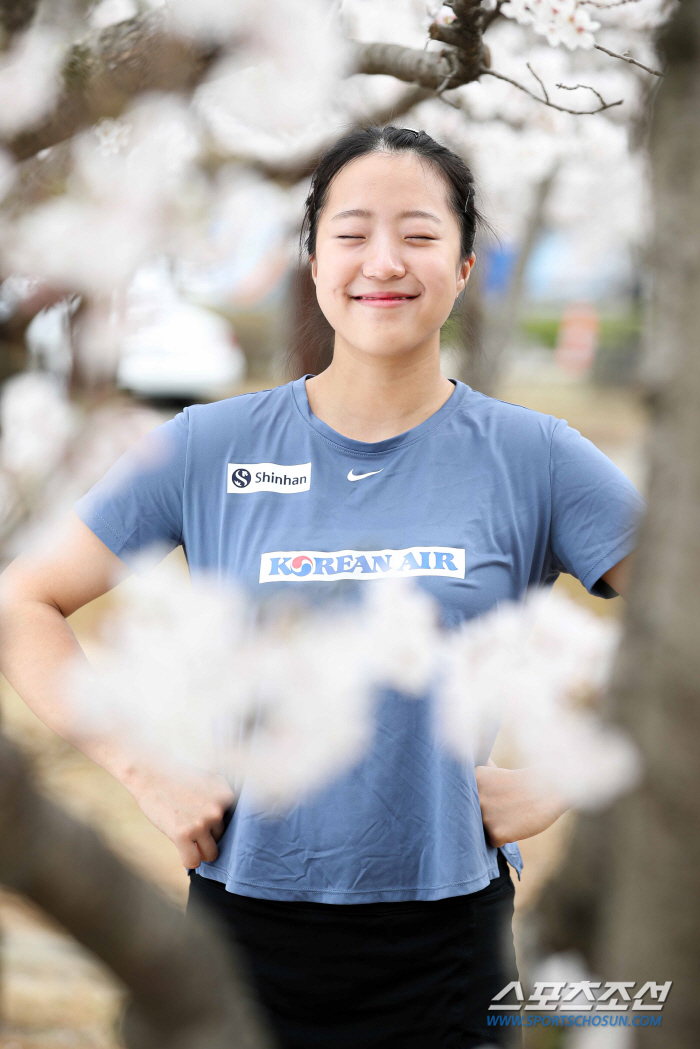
[[74, 411, 188, 570], [549, 418, 645, 597]]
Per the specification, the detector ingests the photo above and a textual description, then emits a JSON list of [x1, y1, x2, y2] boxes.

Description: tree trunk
[[0, 732, 276, 1049], [480, 166, 558, 396], [536, 5, 700, 1046]]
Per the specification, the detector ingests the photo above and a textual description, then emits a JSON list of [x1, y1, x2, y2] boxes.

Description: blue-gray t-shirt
[[74, 377, 644, 903]]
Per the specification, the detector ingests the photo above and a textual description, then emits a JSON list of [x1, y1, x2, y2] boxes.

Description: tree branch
[[4, 14, 220, 161], [480, 63, 624, 114], [352, 40, 468, 91], [594, 42, 664, 77]]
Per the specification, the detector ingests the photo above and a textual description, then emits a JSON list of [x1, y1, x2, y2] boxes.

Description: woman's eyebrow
[[330, 208, 442, 222]]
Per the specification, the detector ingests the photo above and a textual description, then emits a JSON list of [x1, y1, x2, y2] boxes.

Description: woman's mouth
[[351, 294, 418, 308]]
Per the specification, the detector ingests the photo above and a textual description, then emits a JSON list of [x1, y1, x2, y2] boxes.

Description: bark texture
[[536, 3, 700, 1045], [0, 732, 276, 1049], [5, 15, 219, 161]]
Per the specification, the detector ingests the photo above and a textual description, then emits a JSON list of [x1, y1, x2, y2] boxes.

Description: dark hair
[[301, 125, 484, 262], [287, 125, 488, 379]]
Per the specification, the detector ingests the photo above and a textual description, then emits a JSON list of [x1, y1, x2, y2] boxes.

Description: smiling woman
[[0, 126, 645, 1049], [302, 128, 479, 442]]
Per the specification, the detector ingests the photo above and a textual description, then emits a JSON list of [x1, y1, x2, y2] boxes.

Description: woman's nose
[[361, 238, 406, 280]]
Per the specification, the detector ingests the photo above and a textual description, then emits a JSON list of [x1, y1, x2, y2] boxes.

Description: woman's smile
[[350, 291, 419, 308]]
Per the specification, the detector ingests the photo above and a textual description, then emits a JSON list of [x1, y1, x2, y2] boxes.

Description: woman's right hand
[[126, 765, 236, 870]]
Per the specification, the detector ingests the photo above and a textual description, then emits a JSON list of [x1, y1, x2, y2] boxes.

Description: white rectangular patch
[[259, 547, 466, 583], [227, 462, 311, 494]]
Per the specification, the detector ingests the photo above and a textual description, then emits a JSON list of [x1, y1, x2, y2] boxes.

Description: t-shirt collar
[[290, 374, 469, 455]]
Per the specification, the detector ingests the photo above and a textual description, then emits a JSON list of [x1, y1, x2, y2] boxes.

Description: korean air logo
[[227, 462, 311, 494], [259, 547, 466, 583], [289, 555, 314, 577], [231, 468, 251, 488]]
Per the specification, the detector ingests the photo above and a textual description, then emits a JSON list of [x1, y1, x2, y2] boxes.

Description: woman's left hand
[[474, 761, 568, 847]]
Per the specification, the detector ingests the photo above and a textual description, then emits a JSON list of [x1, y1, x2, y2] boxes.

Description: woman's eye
[[337, 235, 364, 240], [407, 235, 435, 241]]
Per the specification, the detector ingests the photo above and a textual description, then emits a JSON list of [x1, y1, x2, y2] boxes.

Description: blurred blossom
[[0, 29, 64, 137], [344, 0, 435, 47], [166, 0, 255, 42], [3, 398, 164, 559], [89, 0, 137, 27], [0, 276, 40, 323], [4, 97, 202, 295], [92, 117, 132, 156], [0, 372, 75, 481], [196, 0, 349, 140], [432, 6, 457, 27], [437, 590, 640, 808], [66, 568, 640, 813], [500, 0, 601, 50], [67, 559, 378, 809], [7, 197, 159, 295], [89, 0, 138, 28], [363, 580, 438, 696]]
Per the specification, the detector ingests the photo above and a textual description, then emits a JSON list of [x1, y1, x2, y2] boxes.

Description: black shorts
[[187, 850, 520, 1049]]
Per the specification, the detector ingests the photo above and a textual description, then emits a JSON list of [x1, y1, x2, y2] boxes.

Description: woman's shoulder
[[455, 384, 562, 445], [183, 383, 293, 429]]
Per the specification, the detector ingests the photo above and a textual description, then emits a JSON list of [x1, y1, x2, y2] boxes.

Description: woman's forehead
[[323, 152, 452, 216]]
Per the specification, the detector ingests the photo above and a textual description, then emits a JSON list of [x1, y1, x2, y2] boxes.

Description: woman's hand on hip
[[475, 761, 568, 847], [126, 764, 236, 869]]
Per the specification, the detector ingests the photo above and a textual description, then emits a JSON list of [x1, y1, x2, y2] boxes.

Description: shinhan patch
[[259, 547, 466, 583], [227, 462, 311, 494]]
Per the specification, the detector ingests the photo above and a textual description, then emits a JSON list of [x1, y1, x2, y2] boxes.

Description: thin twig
[[579, 0, 644, 6], [480, 65, 623, 113], [556, 81, 607, 108], [527, 61, 549, 103], [594, 42, 664, 77]]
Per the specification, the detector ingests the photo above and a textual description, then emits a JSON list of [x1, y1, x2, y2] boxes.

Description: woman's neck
[[304, 337, 455, 443]]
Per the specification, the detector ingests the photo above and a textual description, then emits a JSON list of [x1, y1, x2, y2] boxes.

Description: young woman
[[0, 127, 643, 1048]]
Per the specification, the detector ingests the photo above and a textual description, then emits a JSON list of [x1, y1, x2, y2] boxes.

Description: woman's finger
[[194, 829, 220, 864], [177, 839, 203, 869]]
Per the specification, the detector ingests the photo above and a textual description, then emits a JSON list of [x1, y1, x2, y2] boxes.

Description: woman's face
[[311, 151, 474, 361]]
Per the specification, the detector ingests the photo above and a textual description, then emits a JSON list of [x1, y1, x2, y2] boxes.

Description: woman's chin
[[336, 328, 440, 361]]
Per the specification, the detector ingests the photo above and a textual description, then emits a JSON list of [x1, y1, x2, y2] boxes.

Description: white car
[[117, 299, 245, 402]]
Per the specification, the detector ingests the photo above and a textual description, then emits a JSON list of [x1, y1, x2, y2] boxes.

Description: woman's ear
[[456, 252, 476, 295], [310, 256, 318, 284]]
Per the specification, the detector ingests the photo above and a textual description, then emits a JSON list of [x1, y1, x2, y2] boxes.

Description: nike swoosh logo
[[347, 468, 383, 482]]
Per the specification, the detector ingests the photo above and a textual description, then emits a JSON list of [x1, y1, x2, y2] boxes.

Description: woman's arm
[[476, 761, 569, 848], [0, 513, 234, 869], [600, 550, 635, 599]]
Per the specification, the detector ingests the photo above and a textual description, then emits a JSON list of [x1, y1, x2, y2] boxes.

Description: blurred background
[[0, 0, 673, 1044]]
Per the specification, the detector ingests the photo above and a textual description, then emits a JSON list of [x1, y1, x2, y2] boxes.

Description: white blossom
[[4, 97, 202, 295], [0, 29, 63, 137], [197, 0, 350, 142], [89, 0, 138, 29], [432, 5, 457, 27], [65, 567, 641, 814], [0, 372, 75, 481], [166, 0, 256, 43], [500, 0, 601, 50]]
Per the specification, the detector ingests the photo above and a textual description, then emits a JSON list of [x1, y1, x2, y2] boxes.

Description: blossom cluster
[[499, 0, 602, 50], [66, 563, 640, 813]]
